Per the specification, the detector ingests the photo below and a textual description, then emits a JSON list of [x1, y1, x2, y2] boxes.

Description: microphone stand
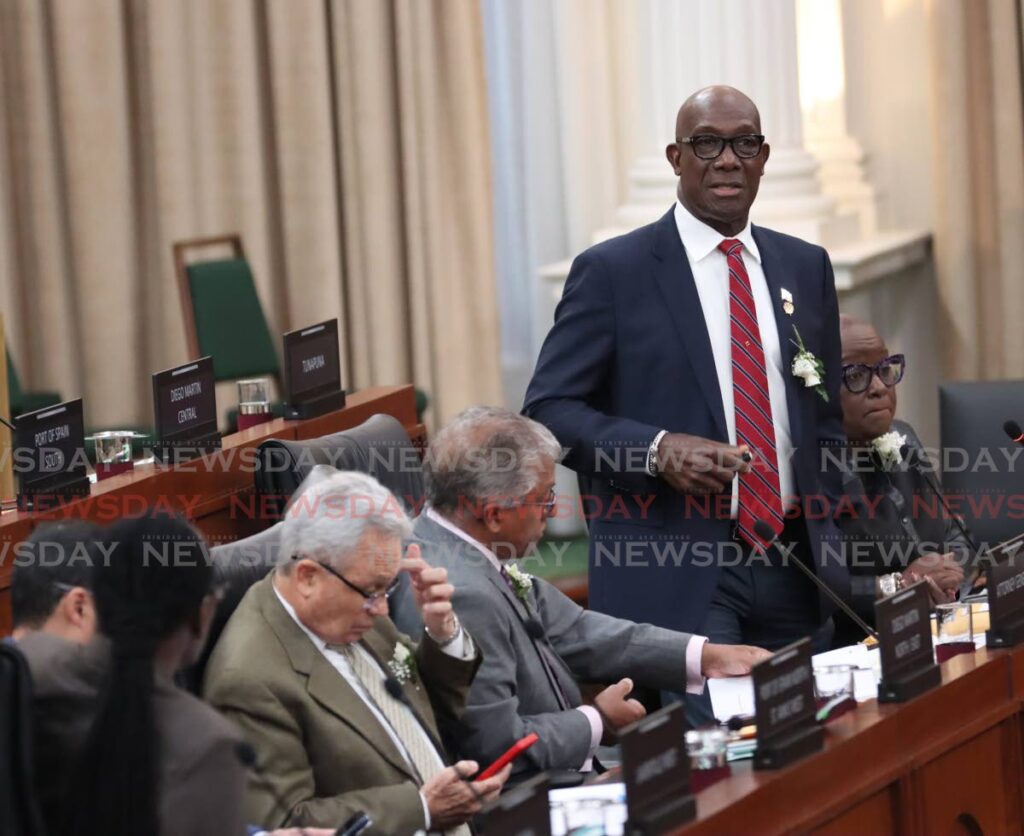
[[752, 520, 878, 640]]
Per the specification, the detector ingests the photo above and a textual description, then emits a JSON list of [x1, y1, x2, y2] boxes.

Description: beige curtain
[[0, 0, 501, 428], [928, 0, 1024, 380]]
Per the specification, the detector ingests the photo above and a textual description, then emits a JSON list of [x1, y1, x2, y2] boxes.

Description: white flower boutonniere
[[505, 563, 533, 603], [789, 325, 828, 402], [387, 641, 417, 685], [871, 431, 907, 471]]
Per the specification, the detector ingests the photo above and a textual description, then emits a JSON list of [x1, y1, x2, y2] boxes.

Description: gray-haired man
[[395, 407, 769, 777], [204, 470, 510, 833]]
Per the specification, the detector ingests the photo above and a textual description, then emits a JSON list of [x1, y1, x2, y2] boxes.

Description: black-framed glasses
[[677, 134, 765, 160], [294, 555, 401, 612], [841, 354, 906, 394]]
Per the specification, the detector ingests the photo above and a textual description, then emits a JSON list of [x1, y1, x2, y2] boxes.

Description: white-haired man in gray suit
[[394, 407, 770, 776]]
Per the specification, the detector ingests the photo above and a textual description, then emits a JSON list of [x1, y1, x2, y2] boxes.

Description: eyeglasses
[[294, 555, 401, 612], [519, 487, 557, 515], [841, 354, 906, 394], [677, 134, 766, 160]]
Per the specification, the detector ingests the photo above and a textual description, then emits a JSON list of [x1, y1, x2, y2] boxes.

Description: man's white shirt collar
[[424, 506, 502, 573], [673, 200, 761, 265]]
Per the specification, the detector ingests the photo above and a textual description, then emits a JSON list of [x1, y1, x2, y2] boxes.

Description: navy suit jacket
[[524, 207, 847, 633]]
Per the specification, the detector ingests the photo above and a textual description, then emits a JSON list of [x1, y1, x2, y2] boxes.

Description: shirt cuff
[[439, 621, 475, 660], [576, 705, 603, 771], [647, 430, 668, 476], [685, 635, 708, 695], [419, 790, 432, 830]]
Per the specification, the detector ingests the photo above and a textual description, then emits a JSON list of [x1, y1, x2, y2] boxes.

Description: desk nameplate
[[282, 319, 345, 419], [987, 558, 1024, 647], [752, 637, 823, 769], [876, 581, 940, 702]]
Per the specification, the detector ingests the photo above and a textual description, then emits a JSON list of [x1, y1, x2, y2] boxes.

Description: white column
[[608, 0, 858, 248], [797, 0, 878, 236]]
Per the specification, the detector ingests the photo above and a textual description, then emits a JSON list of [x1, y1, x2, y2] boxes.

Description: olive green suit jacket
[[203, 574, 480, 832]]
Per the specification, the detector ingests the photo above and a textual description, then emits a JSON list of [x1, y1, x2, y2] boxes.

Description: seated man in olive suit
[[392, 407, 770, 776], [833, 315, 970, 645], [204, 470, 510, 833]]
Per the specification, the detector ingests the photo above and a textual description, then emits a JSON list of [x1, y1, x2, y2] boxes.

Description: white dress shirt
[[425, 507, 708, 769], [666, 200, 797, 515], [272, 581, 473, 829]]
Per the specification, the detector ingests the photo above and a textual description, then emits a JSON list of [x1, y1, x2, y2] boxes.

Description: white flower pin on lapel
[[781, 288, 794, 316]]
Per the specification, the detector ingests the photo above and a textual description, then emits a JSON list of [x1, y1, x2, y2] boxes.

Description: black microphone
[[752, 520, 878, 640], [525, 618, 545, 641], [1004, 420, 1024, 445], [384, 675, 412, 706]]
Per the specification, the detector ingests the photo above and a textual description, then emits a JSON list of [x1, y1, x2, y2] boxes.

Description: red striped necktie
[[719, 239, 784, 548]]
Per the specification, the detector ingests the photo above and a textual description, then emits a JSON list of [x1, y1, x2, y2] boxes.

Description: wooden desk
[[672, 647, 1023, 834], [0, 385, 422, 635]]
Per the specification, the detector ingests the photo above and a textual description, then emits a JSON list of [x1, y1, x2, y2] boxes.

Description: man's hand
[[700, 643, 772, 678], [655, 433, 751, 494], [905, 552, 963, 605], [594, 678, 647, 743], [402, 544, 458, 642], [422, 760, 512, 829]]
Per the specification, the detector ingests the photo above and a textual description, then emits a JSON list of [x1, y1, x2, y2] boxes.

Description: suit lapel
[[417, 515, 577, 708], [484, 571, 576, 710], [753, 226, 804, 447], [256, 576, 418, 780], [650, 208, 729, 440]]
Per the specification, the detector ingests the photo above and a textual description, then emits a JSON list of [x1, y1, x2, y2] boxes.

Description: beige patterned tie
[[343, 644, 471, 836]]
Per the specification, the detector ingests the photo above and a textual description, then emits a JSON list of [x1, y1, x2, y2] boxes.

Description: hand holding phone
[[475, 733, 539, 781]]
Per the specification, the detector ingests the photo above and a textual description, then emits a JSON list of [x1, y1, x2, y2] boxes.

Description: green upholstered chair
[[173, 235, 284, 430], [173, 235, 280, 382], [5, 351, 62, 419]]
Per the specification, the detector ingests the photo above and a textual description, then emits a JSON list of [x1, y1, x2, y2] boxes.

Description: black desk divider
[[282, 318, 345, 419], [986, 557, 1024, 647], [620, 702, 695, 833], [752, 637, 823, 769], [13, 398, 90, 510], [481, 773, 551, 836], [151, 357, 221, 463], [876, 581, 941, 702]]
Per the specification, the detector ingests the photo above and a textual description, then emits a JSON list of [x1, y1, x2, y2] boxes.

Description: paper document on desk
[[708, 676, 755, 721], [708, 643, 882, 720]]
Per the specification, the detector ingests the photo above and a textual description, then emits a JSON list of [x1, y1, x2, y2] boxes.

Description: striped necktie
[[719, 238, 784, 548], [342, 644, 470, 836]]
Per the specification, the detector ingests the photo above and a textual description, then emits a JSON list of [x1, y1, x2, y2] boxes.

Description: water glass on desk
[[686, 728, 730, 792], [813, 665, 857, 722], [933, 602, 974, 662]]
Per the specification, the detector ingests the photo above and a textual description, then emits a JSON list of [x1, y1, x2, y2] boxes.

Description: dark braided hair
[[63, 511, 212, 835]]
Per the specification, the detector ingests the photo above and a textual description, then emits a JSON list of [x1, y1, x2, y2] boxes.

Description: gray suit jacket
[[19, 631, 247, 836], [203, 573, 480, 832], [401, 513, 694, 773]]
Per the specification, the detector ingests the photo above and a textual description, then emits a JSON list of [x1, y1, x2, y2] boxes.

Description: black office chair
[[939, 380, 1024, 548], [180, 522, 283, 694], [0, 642, 47, 836], [255, 413, 425, 518]]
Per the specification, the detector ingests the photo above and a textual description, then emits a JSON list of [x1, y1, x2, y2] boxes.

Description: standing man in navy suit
[[524, 86, 847, 703]]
